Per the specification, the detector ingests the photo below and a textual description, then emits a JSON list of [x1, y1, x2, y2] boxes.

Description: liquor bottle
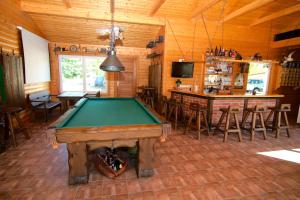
[[221, 48, 225, 56], [205, 48, 210, 57], [228, 49, 232, 57], [214, 46, 218, 56], [231, 50, 236, 58], [114, 159, 121, 171]]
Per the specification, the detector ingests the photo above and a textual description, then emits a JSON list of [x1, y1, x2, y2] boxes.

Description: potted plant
[[176, 79, 182, 88]]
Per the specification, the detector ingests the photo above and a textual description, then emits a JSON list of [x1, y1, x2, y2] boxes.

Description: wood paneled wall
[[0, 0, 49, 121], [48, 43, 151, 97], [161, 18, 281, 96]]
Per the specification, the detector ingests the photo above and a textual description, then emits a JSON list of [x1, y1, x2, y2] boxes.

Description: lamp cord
[[192, 21, 197, 60], [167, 19, 185, 59], [201, 13, 213, 50], [221, 0, 225, 48]]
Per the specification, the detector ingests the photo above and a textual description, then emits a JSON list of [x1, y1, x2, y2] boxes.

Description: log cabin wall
[[48, 43, 151, 97], [0, 0, 50, 121], [161, 18, 281, 96]]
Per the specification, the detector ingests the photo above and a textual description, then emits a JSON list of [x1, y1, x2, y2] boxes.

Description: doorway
[[116, 56, 136, 97]]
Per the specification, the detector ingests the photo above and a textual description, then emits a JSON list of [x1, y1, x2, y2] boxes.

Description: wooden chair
[[136, 86, 146, 100], [215, 106, 242, 142], [0, 106, 30, 147], [144, 88, 155, 108], [265, 104, 291, 138], [29, 90, 62, 122], [241, 104, 267, 141], [161, 96, 169, 117], [167, 99, 184, 131], [184, 103, 209, 140]]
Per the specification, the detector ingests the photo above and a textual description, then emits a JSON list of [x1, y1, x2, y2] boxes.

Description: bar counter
[[170, 89, 284, 128]]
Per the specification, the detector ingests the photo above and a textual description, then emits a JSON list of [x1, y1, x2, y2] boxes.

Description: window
[[246, 62, 270, 95], [59, 55, 107, 93]]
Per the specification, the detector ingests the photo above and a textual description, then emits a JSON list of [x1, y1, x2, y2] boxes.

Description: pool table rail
[[55, 124, 162, 143]]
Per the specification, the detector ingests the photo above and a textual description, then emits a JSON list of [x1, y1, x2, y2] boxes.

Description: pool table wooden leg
[[137, 138, 156, 177], [67, 143, 89, 185]]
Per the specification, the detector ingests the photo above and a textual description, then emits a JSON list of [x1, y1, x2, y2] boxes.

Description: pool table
[[54, 97, 162, 185]]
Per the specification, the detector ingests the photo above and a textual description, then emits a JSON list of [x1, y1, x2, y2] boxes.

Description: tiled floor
[[0, 121, 300, 200]]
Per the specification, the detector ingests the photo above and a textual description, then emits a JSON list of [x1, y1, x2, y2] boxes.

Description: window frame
[[59, 55, 108, 94], [246, 62, 271, 95]]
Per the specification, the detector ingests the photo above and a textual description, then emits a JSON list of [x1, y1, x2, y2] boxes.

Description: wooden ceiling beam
[[223, 0, 274, 22], [251, 3, 300, 26], [20, 2, 164, 26], [63, 0, 72, 9], [150, 0, 167, 16], [190, 0, 221, 20]]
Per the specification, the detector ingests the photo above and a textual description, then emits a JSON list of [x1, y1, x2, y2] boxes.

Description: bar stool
[[167, 99, 184, 131], [145, 94, 154, 108], [144, 88, 155, 108], [241, 104, 267, 141], [265, 104, 291, 138], [160, 96, 169, 117], [0, 107, 30, 147], [184, 103, 209, 140], [215, 106, 242, 142]]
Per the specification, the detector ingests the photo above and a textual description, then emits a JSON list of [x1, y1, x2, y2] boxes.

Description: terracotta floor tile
[[128, 191, 155, 200], [0, 121, 300, 200], [101, 194, 128, 200], [102, 180, 127, 196], [126, 180, 142, 195], [75, 184, 102, 199]]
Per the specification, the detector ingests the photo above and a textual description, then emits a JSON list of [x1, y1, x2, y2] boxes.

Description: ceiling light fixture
[[99, 0, 124, 72]]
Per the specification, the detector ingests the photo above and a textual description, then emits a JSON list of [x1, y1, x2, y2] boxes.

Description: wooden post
[[272, 98, 281, 131], [137, 138, 156, 177], [207, 99, 213, 130], [67, 143, 88, 185], [243, 98, 248, 119]]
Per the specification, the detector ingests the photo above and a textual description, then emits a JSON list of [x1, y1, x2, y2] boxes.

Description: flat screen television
[[171, 62, 194, 78]]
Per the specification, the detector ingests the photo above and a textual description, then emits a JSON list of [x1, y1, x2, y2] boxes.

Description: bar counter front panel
[[170, 90, 283, 128]]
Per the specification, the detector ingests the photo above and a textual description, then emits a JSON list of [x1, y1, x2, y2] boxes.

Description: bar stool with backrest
[[265, 104, 291, 138], [144, 88, 155, 108], [160, 95, 169, 117], [215, 105, 242, 142], [184, 102, 209, 140], [136, 86, 145, 100], [167, 98, 184, 131], [241, 104, 267, 141]]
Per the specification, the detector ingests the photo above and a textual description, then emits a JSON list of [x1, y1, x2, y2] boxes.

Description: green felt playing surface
[[60, 98, 161, 128]]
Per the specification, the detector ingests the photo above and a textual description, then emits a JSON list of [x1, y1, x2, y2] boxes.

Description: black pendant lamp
[[99, 0, 124, 72]]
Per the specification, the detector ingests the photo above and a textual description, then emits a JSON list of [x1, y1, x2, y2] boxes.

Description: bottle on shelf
[[215, 46, 218, 56]]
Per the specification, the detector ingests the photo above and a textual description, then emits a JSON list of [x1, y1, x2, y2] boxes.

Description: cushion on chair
[[29, 90, 51, 107], [35, 101, 61, 109]]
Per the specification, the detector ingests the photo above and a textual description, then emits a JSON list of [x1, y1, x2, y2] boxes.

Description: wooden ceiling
[[19, 0, 300, 47], [28, 14, 162, 47]]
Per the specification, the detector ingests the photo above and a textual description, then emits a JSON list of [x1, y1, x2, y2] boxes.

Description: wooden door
[[0, 55, 25, 107], [117, 56, 136, 97]]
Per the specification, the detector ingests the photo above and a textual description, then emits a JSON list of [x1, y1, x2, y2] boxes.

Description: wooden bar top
[[170, 90, 284, 99]]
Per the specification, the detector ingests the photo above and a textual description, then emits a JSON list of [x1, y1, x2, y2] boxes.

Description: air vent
[[274, 29, 300, 41]]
